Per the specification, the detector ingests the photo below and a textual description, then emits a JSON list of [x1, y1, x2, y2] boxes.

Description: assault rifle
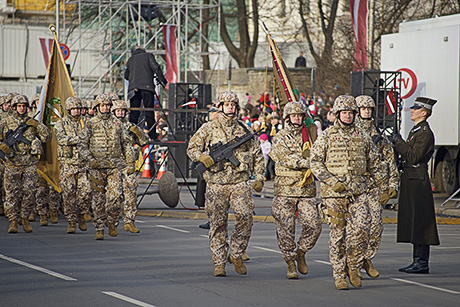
[[195, 129, 259, 179], [0, 112, 40, 162]]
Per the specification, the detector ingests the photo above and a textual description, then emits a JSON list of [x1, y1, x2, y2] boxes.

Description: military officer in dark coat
[[391, 97, 440, 274]]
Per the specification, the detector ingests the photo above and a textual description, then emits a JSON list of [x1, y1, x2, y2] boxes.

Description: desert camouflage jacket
[[0, 112, 51, 166], [355, 117, 399, 191], [270, 123, 316, 197], [310, 122, 387, 198], [187, 116, 264, 184], [54, 115, 86, 166], [79, 112, 135, 169]]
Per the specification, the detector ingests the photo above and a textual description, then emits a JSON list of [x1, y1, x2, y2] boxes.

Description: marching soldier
[[0, 96, 7, 216], [391, 97, 440, 274], [187, 91, 264, 277], [310, 95, 387, 290], [112, 99, 148, 233], [79, 94, 135, 240], [269, 101, 322, 279], [54, 97, 92, 233], [355, 95, 399, 278], [0, 94, 51, 233], [29, 93, 40, 116]]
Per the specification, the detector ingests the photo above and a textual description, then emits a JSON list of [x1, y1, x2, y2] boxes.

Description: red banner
[[162, 25, 178, 88], [350, 0, 368, 71]]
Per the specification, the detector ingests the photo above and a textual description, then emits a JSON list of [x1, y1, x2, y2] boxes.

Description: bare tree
[[220, 0, 259, 68], [297, 0, 351, 94]]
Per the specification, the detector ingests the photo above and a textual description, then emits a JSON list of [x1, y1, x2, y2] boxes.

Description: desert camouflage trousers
[[60, 163, 92, 223], [365, 188, 383, 260], [0, 164, 5, 211], [89, 168, 122, 231], [324, 194, 370, 280], [36, 177, 62, 216], [205, 181, 254, 266], [272, 196, 322, 262], [4, 164, 38, 221], [121, 168, 138, 224]]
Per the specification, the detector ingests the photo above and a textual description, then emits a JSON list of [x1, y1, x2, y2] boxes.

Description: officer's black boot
[[399, 244, 417, 272], [406, 244, 429, 274]]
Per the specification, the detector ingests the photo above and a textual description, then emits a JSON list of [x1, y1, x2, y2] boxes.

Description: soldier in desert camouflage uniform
[[0, 94, 51, 233], [310, 95, 387, 290], [270, 101, 322, 279], [355, 95, 399, 278], [0, 95, 7, 216], [79, 94, 135, 240], [187, 91, 265, 277], [54, 97, 92, 233], [34, 177, 62, 225], [28, 93, 40, 116], [112, 99, 148, 233]]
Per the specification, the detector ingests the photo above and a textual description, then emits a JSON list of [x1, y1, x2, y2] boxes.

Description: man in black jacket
[[124, 47, 167, 139], [391, 97, 440, 274]]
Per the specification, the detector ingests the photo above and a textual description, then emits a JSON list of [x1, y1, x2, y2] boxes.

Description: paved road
[[1, 213, 459, 307]]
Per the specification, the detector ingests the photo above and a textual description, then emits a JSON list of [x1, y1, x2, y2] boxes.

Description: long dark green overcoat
[[394, 120, 440, 245]]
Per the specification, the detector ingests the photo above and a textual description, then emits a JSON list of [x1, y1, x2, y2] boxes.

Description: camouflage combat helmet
[[31, 93, 41, 103], [108, 92, 120, 101], [65, 97, 82, 111], [355, 95, 375, 108], [93, 94, 112, 108], [217, 91, 240, 106], [11, 94, 29, 107], [112, 100, 128, 111], [79, 99, 89, 109], [332, 95, 358, 113], [283, 101, 307, 119], [5, 92, 20, 104]]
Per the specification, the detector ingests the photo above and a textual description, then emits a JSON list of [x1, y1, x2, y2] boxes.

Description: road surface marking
[[156, 225, 190, 233], [391, 278, 460, 295], [0, 253, 76, 281], [314, 260, 331, 265], [200, 235, 208, 239], [102, 292, 157, 307], [252, 246, 282, 254]]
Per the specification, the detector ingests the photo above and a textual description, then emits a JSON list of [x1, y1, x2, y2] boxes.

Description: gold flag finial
[[49, 24, 56, 34]]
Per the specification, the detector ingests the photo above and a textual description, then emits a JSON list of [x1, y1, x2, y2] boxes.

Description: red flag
[[385, 88, 397, 115], [39, 38, 54, 68], [162, 25, 178, 88], [350, 0, 368, 71], [180, 98, 196, 108]]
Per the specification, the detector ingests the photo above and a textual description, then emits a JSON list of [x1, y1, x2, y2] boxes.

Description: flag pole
[[262, 21, 296, 102]]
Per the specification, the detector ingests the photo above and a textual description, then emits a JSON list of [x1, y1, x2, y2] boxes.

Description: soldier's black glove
[[390, 133, 402, 145]]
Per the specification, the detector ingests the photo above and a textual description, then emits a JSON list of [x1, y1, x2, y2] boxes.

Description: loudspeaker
[[168, 83, 211, 109]]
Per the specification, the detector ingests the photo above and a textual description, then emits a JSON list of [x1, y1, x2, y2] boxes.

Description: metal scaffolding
[[61, 0, 221, 99]]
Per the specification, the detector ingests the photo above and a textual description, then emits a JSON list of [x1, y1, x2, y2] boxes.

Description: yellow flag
[[37, 25, 75, 193]]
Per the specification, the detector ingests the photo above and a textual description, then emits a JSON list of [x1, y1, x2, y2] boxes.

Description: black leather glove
[[390, 133, 402, 145]]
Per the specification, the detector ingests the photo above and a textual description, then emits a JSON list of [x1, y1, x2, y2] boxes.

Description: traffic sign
[[60, 43, 70, 61]]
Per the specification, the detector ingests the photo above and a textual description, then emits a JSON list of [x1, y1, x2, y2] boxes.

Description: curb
[[137, 210, 460, 225]]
